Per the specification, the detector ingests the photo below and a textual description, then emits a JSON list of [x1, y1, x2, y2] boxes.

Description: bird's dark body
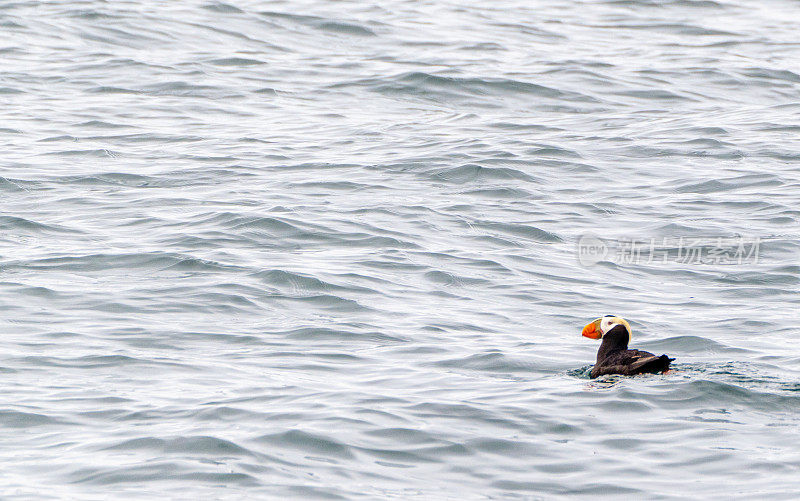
[[590, 325, 674, 379]]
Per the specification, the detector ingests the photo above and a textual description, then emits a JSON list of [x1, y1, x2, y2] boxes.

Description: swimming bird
[[582, 315, 673, 379]]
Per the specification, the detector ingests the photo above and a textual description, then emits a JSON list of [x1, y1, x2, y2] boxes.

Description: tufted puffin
[[582, 315, 674, 379]]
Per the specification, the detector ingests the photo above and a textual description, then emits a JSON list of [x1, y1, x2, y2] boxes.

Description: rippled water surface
[[2, 0, 799, 499]]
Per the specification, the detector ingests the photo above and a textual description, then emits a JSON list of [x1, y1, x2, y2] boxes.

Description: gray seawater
[[1, 0, 799, 499]]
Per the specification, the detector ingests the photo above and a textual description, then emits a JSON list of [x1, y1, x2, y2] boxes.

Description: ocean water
[[1, 0, 799, 498]]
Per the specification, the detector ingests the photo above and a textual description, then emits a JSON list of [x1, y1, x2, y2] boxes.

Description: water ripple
[[1, 0, 799, 498]]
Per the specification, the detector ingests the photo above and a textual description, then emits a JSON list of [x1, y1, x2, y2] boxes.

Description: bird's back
[[591, 349, 673, 378]]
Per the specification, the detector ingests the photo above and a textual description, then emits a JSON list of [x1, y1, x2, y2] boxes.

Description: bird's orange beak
[[582, 319, 602, 339]]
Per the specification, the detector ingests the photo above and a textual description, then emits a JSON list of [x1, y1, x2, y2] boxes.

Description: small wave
[[742, 67, 800, 83], [202, 2, 245, 14], [430, 351, 538, 374], [208, 57, 265, 66], [139, 81, 227, 97], [333, 71, 597, 105], [675, 174, 783, 194], [460, 187, 534, 199], [256, 430, 355, 459], [75, 120, 132, 129], [58, 172, 155, 187], [423, 270, 491, 287], [281, 326, 405, 343], [288, 180, 387, 192], [427, 163, 541, 184], [0, 410, 70, 428], [652, 377, 799, 412], [19, 355, 193, 370], [0, 215, 80, 234], [258, 10, 376, 36], [640, 335, 750, 354], [70, 461, 259, 486], [613, 88, 695, 101], [590, 22, 740, 37], [252, 269, 378, 296], [39, 148, 120, 158], [472, 221, 563, 243], [2, 252, 239, 274], [101, 435, 257, 458], [607, 0, 726, 7], [316, 21, 376, 37], [88, 86, 139, 94]]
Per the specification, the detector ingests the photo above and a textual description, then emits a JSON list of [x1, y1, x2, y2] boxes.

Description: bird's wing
[[592, 350, 661, 377], [619, 349, 661, 370]]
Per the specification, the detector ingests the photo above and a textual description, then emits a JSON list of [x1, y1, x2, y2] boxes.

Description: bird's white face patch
[[600, 315, 632, 343], [599, 316, 615, 334]]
